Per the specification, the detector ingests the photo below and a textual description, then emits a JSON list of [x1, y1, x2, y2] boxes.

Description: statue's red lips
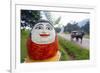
[[40, 33, 50, 37]]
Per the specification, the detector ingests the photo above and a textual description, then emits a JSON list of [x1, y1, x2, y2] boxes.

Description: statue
[[25, 20, 61, 62]]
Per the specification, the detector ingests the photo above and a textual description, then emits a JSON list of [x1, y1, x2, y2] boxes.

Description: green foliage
[[54, 16, 61, 25], [43, 11, 54, 24], [43, 11, 61, 26], [64, 22, 80, 33], [21, 29, 30, 62], [59, 44, 70, 61], [58, 36, 89, 60], [81, 20, 90, 34], [21, 10, 41, 27], [55, 27, 61, 33]]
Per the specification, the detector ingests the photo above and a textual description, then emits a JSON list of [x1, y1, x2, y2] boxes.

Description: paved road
[[58, 33, 90, 49]]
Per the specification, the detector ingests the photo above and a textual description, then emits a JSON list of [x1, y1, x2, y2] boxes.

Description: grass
[[21, 30, 90, 63], [59, 44, 70, 61], [21, 29, 30, 63], [58, 36, 89, 60]]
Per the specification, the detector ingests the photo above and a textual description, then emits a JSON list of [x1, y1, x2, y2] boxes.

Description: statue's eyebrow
[[37, 23, 44, 26], [46, 24, 52, 27]]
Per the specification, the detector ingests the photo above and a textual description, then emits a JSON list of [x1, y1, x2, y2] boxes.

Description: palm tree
[[43, 11, 61, 25]]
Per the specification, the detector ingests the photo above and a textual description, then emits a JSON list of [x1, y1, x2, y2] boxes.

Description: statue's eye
[[35, 26, 43, 30], [46, 27, 52, 30]]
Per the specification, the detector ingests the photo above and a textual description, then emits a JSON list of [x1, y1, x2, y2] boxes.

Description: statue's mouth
[[40, 33, 50, 37]]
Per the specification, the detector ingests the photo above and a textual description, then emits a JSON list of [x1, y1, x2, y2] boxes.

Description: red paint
[[27, 35, 58, 60], [40, 33, 50, 37]]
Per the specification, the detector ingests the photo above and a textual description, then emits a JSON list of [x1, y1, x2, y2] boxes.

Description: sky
[[41, 11, 90, 27]]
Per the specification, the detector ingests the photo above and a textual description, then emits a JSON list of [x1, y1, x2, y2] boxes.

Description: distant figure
[[71, 31, 85, 43]]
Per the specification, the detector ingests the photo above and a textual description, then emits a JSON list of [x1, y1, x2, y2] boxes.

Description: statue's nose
[[42, 31, 46, 33], [42, 31, 47, 34]]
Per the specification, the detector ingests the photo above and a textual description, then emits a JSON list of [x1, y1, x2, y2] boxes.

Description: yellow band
[[24, 51, 61, 63]]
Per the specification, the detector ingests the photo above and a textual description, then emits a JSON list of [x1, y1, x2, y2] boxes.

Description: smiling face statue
[[27, 20, 59, 60], [31, 21, 56, 44]]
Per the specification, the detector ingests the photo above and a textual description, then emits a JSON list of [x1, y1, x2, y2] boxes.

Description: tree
[[55, 27, 61, 33], [21, 10, 41, 28], [54, 16, 61, 25], [43, 11, 54, 24], [43, 11, 61, 26], [64, 23, 72, 33], [81, 20, 90, 34], [64, 21, 80, 33]]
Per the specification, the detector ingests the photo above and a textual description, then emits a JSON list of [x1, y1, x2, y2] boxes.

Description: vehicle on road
[[71, 31, 85, 43]]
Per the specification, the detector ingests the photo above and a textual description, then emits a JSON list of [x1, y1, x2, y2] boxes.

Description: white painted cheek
[[48, 29, 56, 42], [31, 29, 42, 43]]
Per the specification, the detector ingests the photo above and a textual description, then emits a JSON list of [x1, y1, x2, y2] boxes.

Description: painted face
[[31, 22, 56, 44]]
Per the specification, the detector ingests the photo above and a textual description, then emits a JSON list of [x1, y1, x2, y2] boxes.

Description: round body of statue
[[27, 20, 59, 61]]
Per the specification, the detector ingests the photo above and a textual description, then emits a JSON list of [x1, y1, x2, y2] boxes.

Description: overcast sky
[[41, 11, 90, 27]]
